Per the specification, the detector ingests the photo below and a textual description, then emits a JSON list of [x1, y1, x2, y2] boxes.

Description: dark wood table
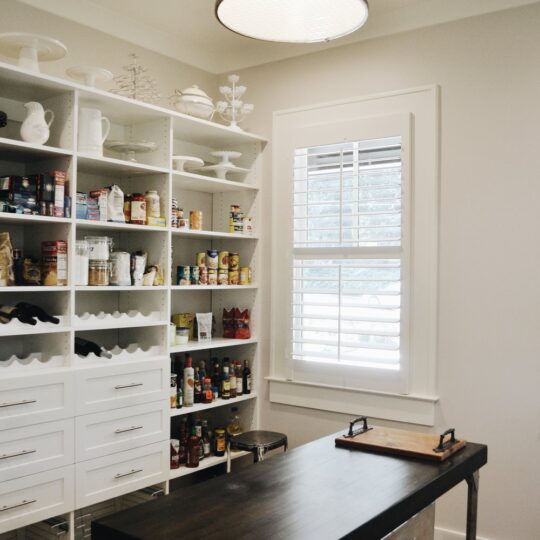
[[92, 432, 487, 540]]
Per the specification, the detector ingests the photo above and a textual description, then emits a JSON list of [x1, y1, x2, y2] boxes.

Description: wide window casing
[[270, 87, 439, 425]]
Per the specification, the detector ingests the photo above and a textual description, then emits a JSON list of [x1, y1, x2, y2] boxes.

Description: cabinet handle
[[114, 425, 143, 434], [114, 468, 143, 479], [0, 399, 36, 408], [0, 449, 36, 460], [114, 383, 143, 390], [0, 499, 37, 512]]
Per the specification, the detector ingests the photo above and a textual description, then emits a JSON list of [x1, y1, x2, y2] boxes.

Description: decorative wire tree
[[216, 74, 254, 131], [110, 53, 161, 104]]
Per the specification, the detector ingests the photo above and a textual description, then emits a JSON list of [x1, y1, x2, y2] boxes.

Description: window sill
[[266, 377, 438, 426]]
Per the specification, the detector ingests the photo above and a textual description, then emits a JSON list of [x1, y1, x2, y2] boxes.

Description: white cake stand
[[0, 33, 67, 73], [105, 140, 158, 163], [210, 150, 242, 165], [66, 66, 113, 87], [172, 155, 204, 172]]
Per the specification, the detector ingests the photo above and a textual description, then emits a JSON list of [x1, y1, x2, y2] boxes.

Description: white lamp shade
[[215, 0, 369, 43]]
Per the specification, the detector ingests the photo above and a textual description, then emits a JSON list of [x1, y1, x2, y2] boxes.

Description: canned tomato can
[[206, 249, 218, 269], [229, 252, 239, 271], [208, 269, 217, 285], [190, 266, 199, 285], [177, 265, 190, 286], [196, 252, 206, 267], [190, 210, 203, 230], [229, 270, 239, 285], [218, 269, 229, 285], [218, 251, 229, 269], [240, 267, 250, 285], [198, 265, 208, 285]]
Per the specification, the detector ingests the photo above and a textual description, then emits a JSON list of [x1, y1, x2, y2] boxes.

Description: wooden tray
[[335, 418, 466, 462]]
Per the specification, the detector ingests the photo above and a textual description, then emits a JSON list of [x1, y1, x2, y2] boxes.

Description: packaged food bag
[[234, 308, 251, 339]]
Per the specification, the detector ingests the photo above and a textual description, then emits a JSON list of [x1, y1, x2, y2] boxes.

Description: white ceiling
[[18, 0, 540, 73]]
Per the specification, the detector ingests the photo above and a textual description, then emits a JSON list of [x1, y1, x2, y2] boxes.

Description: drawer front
[[0, 372, 74, 431], [75, 401, 169, 461], [0, 419, 74, 482], [75, 441, 168, 507], [0, 466, 74, 534], [75, 360, 168, 415]]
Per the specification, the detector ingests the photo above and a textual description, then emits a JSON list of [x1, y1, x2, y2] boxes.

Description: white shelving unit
[[0, 60, 265, 539]]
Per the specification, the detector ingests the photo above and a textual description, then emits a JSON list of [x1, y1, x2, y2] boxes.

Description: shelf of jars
[[169, 450, 250, 480], [170, 392, 257, 417]]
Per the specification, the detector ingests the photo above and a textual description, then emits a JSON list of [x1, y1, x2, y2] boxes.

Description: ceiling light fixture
[[215, 0, 369, 44]]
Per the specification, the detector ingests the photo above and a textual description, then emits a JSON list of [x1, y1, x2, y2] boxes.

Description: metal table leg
[[465, 470, 479, 540]]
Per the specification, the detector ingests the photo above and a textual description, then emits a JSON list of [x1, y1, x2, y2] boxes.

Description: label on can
[[240, 267, 250, 285], [198, 265, 208, 285], [229, 253, 239, 271], [177, 265, 190, 286], [218, 251, 229, 269], [229, 270, 239, 285], [218, 270, 229, 285], [196, 252, 206, 267], [206, 249, 218, 269], [190, 210, 203, 230], [190, 266, 199, 285], [208, 269, 217, 285]]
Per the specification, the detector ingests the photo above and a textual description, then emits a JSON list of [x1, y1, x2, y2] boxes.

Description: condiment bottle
[[203, 378, 213, 403], [242, 360, 251, 395], [229, 363, 237, 399], [194, 366, 202, 404], [186, 426, 200, 468], [221, 365, 231, 399], [214, 428, 226, 457], [183, 355, 195, 407], [202, 420, 211, 457], [226, 407, 242, 437], [235, 361, 243, 396]]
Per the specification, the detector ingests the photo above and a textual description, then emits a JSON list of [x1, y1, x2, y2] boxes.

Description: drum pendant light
[[215, 0, 369, 44]]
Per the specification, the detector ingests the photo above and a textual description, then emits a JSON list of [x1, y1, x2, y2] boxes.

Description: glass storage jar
[[88, 260, 109, 286]]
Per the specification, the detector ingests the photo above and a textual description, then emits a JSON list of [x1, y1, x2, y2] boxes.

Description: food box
[[42, 240, 68, 286]]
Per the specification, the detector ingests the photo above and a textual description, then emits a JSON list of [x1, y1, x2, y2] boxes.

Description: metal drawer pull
[[0, 499, 37, 512], [114, 425, 143, 434], [114, 468, 143, 479], [0, 449, 36, 460], [0, 399, 36, 408], [114, 383, 143, 390]]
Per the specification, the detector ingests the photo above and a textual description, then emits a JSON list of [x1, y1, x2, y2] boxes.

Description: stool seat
[[229, 430, 288, 464]]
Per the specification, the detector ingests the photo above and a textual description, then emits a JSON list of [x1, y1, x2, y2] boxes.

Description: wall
[[233, 4, 540, 540], [0, 0, 218, 103]]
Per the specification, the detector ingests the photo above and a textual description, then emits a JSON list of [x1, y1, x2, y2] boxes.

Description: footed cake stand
[[0, 32, 67, 72], [67, 65, 113, 87]]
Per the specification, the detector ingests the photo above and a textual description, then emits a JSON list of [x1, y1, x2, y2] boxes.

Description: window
[[270, 87, 439, 425]]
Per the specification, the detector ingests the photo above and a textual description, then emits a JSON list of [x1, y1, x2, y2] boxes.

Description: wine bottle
[[0, 304, 37, 325], [16, 302, 59, 324], [74, 337, 113, 358]]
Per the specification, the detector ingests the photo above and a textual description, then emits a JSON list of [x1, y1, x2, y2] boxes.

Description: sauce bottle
[[183, 355, 195, 407]]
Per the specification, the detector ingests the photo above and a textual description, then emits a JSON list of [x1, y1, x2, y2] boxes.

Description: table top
[[92, 432, 487, 540]]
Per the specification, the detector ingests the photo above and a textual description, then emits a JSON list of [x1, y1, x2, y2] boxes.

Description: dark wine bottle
[[74, 337, 113, 358], [0, 304, 37, 325], [16, 302, 59, 324]]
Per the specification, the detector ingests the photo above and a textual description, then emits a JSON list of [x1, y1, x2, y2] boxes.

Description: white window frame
[[268, 86, 440, 426]]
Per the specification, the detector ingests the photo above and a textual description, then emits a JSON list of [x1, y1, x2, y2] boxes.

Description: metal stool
[[227, 430, 288, 471]]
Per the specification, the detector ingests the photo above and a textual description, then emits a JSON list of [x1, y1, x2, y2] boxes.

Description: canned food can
[[218, 251, 229, 269], [170, 198, 178, 228], [243, 216, 253, 235], [218, 269, 229, 285], [196, 252, 206, 267], [177, 265, 191, 286], [198, 265, 208, 285], [190, 210, 203, 230], [178, 217, 189, 229], [230, 204, 241, 214], [206, 249, 218, 269], [190, 266, 199, 285], [229, 270, 239, 285], [229, 252, 239, 271], [240, 266, 250, 285], [208, 268, 217, 285]]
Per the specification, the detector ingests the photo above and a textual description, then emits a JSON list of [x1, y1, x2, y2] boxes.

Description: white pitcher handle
[[44, 109, 54, 127], [101, 117, 111, 143]]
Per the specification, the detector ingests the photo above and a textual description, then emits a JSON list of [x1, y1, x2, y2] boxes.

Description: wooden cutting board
[[335, 425, 466, 462]]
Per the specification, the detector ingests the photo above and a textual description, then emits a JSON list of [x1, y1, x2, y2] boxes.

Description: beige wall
[[234, 4, 540, 539], [0, 0, 218, 103]]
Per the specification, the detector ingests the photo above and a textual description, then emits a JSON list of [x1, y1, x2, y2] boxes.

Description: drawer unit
[[0, 419, 74, 482], [0, 466, 74, 534], [75, 401, 169, 461], [74, 359, 168, 415], [0, 372, 74, 431], [75, 441, 168, 507]]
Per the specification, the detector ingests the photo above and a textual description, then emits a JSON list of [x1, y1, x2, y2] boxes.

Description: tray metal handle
[[433, 428, 457, 452], [345, 416, 372, 438]]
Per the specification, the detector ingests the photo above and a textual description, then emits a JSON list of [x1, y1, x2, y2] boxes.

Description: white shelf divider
[[170, 337, 258, 354], [168, 451, 250, 480], [171, 229, 258, 240], [170, 392, 257, 417], [171, 170, 259, 193]]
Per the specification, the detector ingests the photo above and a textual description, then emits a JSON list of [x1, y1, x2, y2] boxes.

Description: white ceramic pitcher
[[78, 107, 111, 156], [20, 101, 54, 145]]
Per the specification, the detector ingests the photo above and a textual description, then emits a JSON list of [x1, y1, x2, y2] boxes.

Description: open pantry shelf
[[169, 450, 250, 480], [77, 153, 169, 176], [169, 337, 258, 354], [171, 170, 259, 193], [0, 212, 72, 225], [171, 229, 258, 240], [0, 136, 73, 159], [171, 284, 258, 291], [0, 321, 69, 337], [75, 285, 168, 292], [76, 219, 167, 233], [0, 285, 70, 292], [170, 392, 257, 417]]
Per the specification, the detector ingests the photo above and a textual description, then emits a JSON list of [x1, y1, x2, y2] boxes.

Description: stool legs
[[255, 446, 265, 463]]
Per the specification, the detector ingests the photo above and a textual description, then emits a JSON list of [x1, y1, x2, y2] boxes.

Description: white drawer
[[0, 372, 74, 431], [75, 441, 168, 507], [0, 419, 74, 482], [74, 360, 168, 415], [0, 465, 74, 534], [75, 401, 169, 461]]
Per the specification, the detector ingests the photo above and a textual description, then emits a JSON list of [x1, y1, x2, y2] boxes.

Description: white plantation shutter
[[292, 137, 408, 375]]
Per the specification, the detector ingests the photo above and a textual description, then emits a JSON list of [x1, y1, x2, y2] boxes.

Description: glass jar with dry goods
[[88, 260, 109, 286]]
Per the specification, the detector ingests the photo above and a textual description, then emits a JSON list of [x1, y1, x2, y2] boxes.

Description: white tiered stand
[[0, 61, 265, 539]]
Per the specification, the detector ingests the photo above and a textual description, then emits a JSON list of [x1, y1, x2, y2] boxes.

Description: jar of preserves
[[88, 260, 109, 286], [130, 193, 146, 225], [214, 428, 226, 457], [190, 210, 203, 230], [123, 194, 132, 223], [145, 190, 160, 219]]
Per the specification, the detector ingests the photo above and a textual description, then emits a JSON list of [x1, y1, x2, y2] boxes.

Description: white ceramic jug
[[20, 101, 54, 145], [78, 107, 111, 156]]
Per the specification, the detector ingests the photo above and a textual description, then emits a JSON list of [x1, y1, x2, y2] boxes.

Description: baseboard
[[435, 526, 491, 540]]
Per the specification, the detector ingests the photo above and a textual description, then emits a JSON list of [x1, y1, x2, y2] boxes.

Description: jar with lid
[[75, 240, 89, 286], [145, 190, 160, 220], [88, 260, 109, 286], [175, 326, 189, 345], [110, 252, 131, 286], [130, 193, 146, 225], [85, 236, 111, 261]]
